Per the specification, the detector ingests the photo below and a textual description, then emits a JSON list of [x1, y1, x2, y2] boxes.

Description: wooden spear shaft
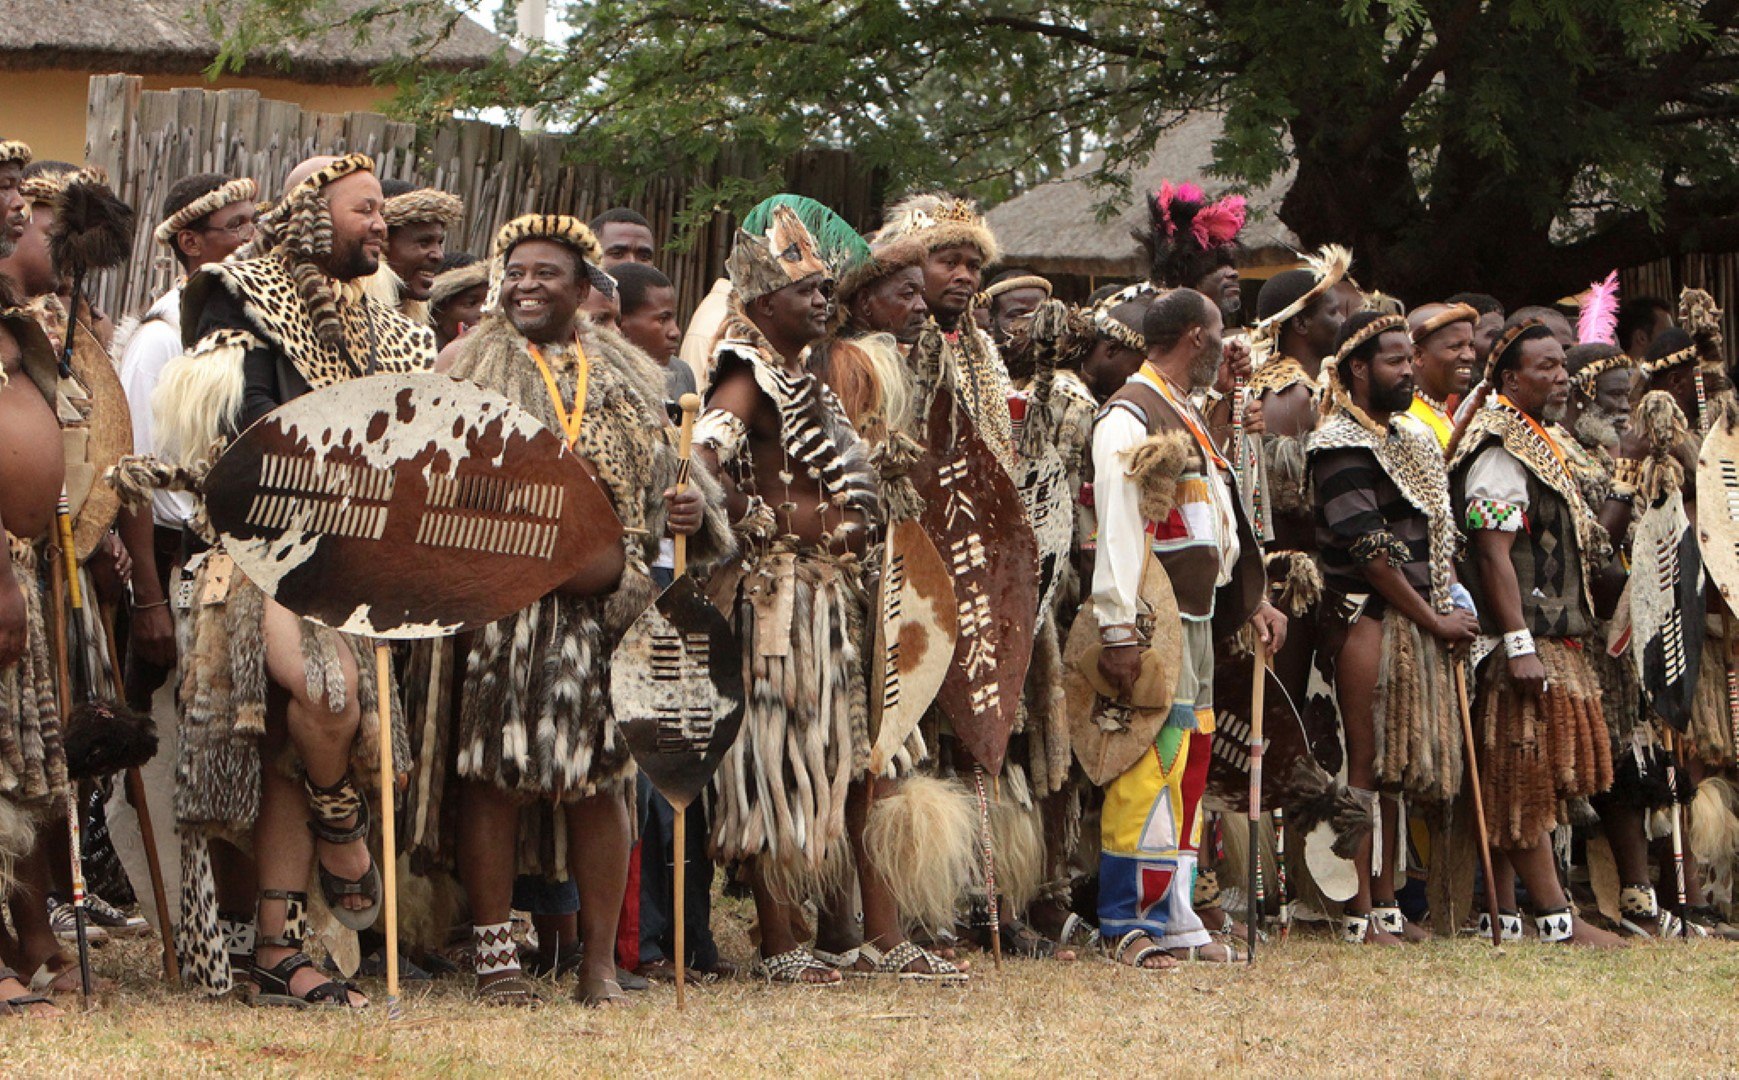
[[1453, 663, 1504, 948]]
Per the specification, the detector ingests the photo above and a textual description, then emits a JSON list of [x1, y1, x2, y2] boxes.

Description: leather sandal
[[252, 891, 366, 1009], [304, 773, 383, 933]]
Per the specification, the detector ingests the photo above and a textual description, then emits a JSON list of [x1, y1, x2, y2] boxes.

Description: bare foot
[[1566, 916, 1626, 949], [35, 958, 116, 995]]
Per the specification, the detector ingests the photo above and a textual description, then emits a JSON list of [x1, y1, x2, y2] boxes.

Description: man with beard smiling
[[1449, 322, 1623, 948], [1403, 302, 1478, 449], [152, 154, 437, 1002], [1091, 288, 1281, 965], [439, 214, 726, 1005], [1308, 311, 1476, 945]]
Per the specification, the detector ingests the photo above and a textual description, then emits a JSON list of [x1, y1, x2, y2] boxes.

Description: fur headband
[[429, 260, 490, 310], [492, 214, 602, 264], [383, 188, 465, 230], [982, 275, 1052, 304], [1256, 244, 1352, 334], [1408, 302, 1477, 343], [0, 141, 31, 168], [153, 177, 260, 246], [1320, 313, 1407, 418], [1091, 281, 1157, 352], [870, 192, 1000, 267]]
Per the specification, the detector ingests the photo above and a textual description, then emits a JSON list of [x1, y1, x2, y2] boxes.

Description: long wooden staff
[[1246, 638, 1267, 964], [1662, 727, 1690, 937], [99, 608, 178, 985], [50, 494, 95, 1003], [374, 641, 401, 1017], [1452, 661, 1503, 947], [671, 392, 698, 1010]]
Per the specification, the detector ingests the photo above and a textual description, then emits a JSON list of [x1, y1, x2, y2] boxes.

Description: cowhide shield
[[1008, 393, 1073, 622], [1204, 650, 1309, 815], [1061, 554, 1182, 785], [205, 372, 620, 638], [1632, 486, 1705, 730], [62, 321, 132, 560], [611, 575, 746, 809], [1698, 418, 1739, 605], [914, 387, 1037, 775], [868, 518, 958, 774]]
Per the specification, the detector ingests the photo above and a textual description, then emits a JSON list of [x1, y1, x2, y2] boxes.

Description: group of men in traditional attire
[[3, 134, 1738, 1020]]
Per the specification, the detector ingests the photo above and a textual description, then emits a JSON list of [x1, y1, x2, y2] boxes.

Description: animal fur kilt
[[711, 547, 869, 880], [1475, 638, 1613, 848], [173, 559, 407, 995], [1689, 626, 1739, 769], [0, 537, 65, 898], [1315, 598, 1464, 808]]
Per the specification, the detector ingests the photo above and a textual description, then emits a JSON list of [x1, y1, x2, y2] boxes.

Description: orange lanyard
[[527, 337, 588, 447], [1143, 363, 1229, 470], [1494, 394, 1566, 475]]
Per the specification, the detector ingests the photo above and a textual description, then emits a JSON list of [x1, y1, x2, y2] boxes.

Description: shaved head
[[281, 155, 341, 196]]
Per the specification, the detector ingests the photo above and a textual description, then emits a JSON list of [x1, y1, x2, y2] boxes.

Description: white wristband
[[1502, 629, 1536, 659]]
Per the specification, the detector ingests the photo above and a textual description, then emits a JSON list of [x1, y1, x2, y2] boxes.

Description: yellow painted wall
[[6, 69, 398, 164]]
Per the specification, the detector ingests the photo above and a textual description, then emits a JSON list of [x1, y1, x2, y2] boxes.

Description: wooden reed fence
[[1625, 254, 1739, 352], [83, 74, 881, 322]]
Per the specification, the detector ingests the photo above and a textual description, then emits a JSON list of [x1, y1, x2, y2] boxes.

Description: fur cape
[[153, 251, 434, 472], [439, 314, 734, 799]]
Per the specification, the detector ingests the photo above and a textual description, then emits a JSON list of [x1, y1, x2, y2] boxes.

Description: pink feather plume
[[1191, 195, 1247, 248], [1577, 270, 1620, 345]]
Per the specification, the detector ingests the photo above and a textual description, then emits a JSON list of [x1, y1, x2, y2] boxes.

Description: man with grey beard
[[1565, 344, 1635, 459], [1090, 287, 1282, 966]]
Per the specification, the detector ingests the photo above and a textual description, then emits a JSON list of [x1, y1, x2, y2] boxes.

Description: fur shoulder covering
[[1248, 354, 1317, 398], [1123, 429, 1194, 524], [713, 306, 880, 520]]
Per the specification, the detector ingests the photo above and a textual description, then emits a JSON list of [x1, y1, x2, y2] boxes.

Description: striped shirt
[[1312, 445, 1434, 612]]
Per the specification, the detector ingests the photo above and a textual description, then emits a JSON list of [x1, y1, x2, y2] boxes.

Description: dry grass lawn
[[7, 907, 1739, 1078]]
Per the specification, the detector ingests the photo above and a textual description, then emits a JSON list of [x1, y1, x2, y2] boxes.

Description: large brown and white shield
[[915, 387, 1037, 775], [205, 372, 621, 637], [611, 576, 746, 809], [61, 321, 133, 560], [867, 518, 958, 774], [1061, 554, 1182, 786], [1697, 417, 1739, 605]]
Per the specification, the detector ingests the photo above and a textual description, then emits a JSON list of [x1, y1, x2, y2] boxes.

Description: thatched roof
[[986, 111, 1300, 278], [0, 0, 505, 82]]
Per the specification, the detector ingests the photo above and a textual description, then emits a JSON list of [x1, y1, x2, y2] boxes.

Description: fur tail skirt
[[711, 552, 868, 875], [1477, 639, 1612, 848]]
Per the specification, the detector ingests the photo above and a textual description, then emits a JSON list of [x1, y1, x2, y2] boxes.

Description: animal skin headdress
[[869, 192, 1000, 267], [153, 177, 260, 246], [429, 260, 489, 311], [257, 153, 376, 349], [726, 203, 830, 304], [0, 140, 30, 168], [978, 274, 1053, 311], [1641, 288, 1724, 377], [1136, 180, 1246, 288], [383, 188, 465, 230]]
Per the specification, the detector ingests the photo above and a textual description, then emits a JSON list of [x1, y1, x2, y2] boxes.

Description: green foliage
[[204, 0, 1739, 299]]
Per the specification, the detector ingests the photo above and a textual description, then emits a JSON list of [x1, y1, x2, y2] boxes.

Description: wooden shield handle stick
[[1663, 727, 1690, 937], [1247, 638, 1266, 964], [673, 392, 699, 1010], [375, 642, 401, 1017], [52, 496, 95, 1005], [1453, 662, 1503, 947], [100, 607, 179, 986]]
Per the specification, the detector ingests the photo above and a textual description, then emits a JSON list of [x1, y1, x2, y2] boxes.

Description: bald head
[[281, 155, 342, 197]]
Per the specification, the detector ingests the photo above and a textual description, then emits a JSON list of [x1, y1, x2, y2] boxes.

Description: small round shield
[[1062, 553, 1183, 786], [205, 372, 621, 638]]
